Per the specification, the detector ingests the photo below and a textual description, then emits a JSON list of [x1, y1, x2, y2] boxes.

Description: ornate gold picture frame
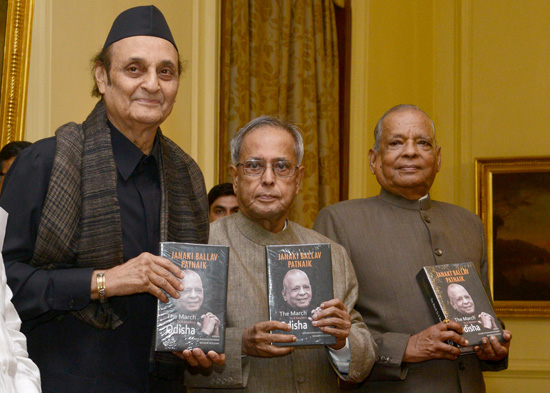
[[475, 157, 550, 317], [1, 0, 34, 146]]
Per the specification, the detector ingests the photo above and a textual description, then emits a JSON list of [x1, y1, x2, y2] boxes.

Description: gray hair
[[230, 115, 304, 165], [373, 104, 437, 151]]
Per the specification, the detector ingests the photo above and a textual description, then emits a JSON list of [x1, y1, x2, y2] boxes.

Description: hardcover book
[[417, 262, 504, 353], [155, 242, 229, 353], [266, 243, 336, 346]]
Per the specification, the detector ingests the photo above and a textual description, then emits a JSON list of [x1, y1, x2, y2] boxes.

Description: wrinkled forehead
[[382, 108, 434, 138], [212, 195, 238, 207], [240, 126, 297, 161], [284, 270, 310, 286], [182, 271, 203, 287], [449, 285, 469, 299]]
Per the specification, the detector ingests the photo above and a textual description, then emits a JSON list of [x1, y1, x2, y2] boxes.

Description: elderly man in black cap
[[0, 6, 221, 392]]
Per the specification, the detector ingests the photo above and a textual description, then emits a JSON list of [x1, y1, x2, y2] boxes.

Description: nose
[[402, 140, 419, 157], [142, 69, 161, 93], [261, 163, 275, 185]]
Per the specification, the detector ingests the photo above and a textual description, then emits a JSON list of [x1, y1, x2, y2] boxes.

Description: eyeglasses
[[236, 159, 299, 178]]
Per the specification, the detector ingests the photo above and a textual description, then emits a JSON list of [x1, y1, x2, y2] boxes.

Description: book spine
[[418, 269, 447, 323], [418, 269, 465, 350]]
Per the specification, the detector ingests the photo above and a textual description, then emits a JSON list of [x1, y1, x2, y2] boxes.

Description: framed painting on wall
[[0, 0, 34, 146], [476, 157, 550, 316]]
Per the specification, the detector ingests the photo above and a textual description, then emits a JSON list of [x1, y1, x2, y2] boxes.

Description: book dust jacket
[[155, 242, 229, 353], [266, 243, 336, 346], [417, 262, 504, 353]]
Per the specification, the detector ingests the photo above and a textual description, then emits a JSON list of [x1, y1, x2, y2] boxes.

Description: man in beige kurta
[[184, 116, 376, 392]]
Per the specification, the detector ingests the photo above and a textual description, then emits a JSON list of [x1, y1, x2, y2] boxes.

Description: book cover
[[155, 242, 229, 353], [417, 262, 504, 354], [266, 243, 336, 346]]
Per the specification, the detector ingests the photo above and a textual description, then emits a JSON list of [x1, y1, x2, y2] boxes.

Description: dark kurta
[[1, 123, 163, 392]]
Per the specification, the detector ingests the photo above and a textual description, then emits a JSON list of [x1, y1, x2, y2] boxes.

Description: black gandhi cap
[[103, 5, 178, 51]]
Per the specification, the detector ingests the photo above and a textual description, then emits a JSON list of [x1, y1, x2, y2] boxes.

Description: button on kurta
[[434, 248, 443, 256], [423, 215, 431, 223], [458, 362, 466, 370]]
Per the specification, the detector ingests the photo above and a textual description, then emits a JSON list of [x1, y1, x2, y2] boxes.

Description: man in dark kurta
[[0, 6, 211, 392], [314, 104, 512, 393]]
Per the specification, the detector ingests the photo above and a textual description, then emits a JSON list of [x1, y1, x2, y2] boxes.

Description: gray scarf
[[31, 100, 209, 329]]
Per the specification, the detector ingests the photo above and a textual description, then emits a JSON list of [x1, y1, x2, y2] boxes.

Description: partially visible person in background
[[208, 182, 238, 222], [0, 207, 41, 393], [0, 141, 32, 191]]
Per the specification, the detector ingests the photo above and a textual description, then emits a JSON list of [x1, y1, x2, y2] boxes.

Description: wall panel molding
[[457, 0, 474, 211], [25, 0, 51, 142], [348, 0, 370, 199], [191, 0, 220, 190], [484, 359, 550, 380]]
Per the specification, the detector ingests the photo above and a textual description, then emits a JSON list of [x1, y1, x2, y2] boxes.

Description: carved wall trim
[[0, 0, 34, 145]]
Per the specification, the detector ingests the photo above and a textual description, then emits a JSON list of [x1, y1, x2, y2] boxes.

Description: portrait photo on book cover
[[167, 269, 223, 336], [446, 283, 499, 331], [156, 243, 228, 352], [171, 270, 222, 336], [157, 268, 226, 350], [266, 243, 335, 346], [273, 268, 326, 322]]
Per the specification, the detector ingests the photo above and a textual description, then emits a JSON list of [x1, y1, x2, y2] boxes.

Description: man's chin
[[247, 205, 286, 221], [132, 110, 167, 126]]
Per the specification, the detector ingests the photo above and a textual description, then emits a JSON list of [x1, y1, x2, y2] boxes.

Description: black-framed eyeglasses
[[236, 159, 299, 178]]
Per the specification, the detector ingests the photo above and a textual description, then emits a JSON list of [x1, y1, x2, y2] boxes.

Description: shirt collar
[[378, 187, 432, 211], [108, 121, 160, 180], [231, 212, 299, 246]]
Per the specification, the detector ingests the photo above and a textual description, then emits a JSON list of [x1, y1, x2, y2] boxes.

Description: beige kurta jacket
[[185, 212, 376, 392]]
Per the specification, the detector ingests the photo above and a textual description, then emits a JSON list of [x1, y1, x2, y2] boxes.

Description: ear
[[435, 146, 442, 173], [94, 64, 108, 95], [230, 165, 238, 192], [368, 149, 378, 174], [294, 166, 305, 196]]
